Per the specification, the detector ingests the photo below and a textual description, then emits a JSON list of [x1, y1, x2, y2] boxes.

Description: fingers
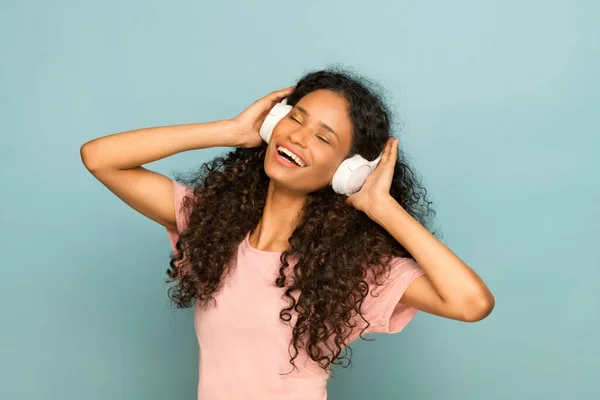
[[268, 86, 296, 101], [250, 86, 294, 115], [382, 137, 399, 164], [257, 86, 295, 113], [390, 137, 399, 153], [391, 138, 399, 163]]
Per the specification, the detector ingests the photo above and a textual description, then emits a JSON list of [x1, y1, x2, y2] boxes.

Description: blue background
[[1, 1, 598, 399]]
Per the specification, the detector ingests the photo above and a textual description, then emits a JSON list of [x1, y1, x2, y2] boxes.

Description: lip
[[274, 141, 309, 166], [274, 149, 304, 169]]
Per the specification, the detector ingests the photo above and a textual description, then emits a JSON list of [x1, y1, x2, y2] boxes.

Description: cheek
[[313, 146, 338, 165], [310, 151, 340, 177], [272, 118, 293, 134]]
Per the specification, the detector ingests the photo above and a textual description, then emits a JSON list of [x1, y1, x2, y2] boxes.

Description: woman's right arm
[[80, 120, 243, 232], [80, 85, 294, 231]]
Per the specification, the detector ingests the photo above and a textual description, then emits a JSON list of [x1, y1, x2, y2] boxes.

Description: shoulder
[[356, 256, 425, 335], [368, 256, 424, 293]]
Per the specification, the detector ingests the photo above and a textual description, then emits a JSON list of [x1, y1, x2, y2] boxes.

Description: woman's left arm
[[367, 197, 495, 322], [346, 137, 495, 322]]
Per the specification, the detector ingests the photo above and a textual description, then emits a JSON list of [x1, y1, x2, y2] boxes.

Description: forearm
[[81, 119, 241, 171], [368, 196, 494, 306]]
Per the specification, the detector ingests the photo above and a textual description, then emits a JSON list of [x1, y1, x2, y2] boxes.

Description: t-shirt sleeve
[[165, 180, 195, 253], [360, 256, 426, 335]]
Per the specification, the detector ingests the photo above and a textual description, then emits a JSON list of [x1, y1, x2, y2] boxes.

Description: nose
[[287, 125, 311, 148]]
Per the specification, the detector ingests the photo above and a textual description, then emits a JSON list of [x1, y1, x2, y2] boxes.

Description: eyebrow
[[294, 106, 339, 138]]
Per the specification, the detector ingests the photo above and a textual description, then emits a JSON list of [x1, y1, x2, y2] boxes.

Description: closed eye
[[288, 115, 331, 145]]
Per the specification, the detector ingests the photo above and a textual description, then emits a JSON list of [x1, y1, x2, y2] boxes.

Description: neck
[[249, 181, 308, 253]]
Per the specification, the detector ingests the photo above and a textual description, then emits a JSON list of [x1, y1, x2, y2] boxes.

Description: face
[[264, 89, 354, 194]]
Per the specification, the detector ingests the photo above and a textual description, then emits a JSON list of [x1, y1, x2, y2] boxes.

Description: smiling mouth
[[275, 146, 307, 167], [274, 147, 307, 168]]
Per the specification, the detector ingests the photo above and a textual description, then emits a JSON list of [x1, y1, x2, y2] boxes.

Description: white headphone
[[259, 98, 384, 196]]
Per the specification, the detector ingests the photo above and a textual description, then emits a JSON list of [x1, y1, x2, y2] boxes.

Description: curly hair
[[166, 66, 440, 377]]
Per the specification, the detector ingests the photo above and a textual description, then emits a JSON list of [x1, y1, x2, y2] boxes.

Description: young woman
[[81, 69, 494, 399]]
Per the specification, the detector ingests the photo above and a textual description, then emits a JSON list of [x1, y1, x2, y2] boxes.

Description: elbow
[[80, 141, 100, 172], [461, 292, 495, 322]]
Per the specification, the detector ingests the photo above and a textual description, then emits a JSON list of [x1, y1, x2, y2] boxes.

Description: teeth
[[277, 146, 306, 167]]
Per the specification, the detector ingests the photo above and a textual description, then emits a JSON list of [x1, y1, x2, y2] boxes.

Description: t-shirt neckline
[[243, 231, 284, 257]]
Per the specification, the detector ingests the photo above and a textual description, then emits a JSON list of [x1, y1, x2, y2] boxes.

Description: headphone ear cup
[[259, 99, 292, 143], [332, 152, 384, 196]]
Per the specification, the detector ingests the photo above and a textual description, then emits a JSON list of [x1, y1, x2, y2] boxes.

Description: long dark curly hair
[[166, 66, 440, 377]]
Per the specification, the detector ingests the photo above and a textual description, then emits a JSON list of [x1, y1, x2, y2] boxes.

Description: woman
[[81, 68, 494, 400]]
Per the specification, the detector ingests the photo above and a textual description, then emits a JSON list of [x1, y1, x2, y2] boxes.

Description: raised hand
[[231, 86, 296, 148], [345, 137, 400, 213]]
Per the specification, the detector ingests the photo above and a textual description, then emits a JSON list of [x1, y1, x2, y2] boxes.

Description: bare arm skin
[[80, 121, 242, 231], [80, 86, 295, 231]]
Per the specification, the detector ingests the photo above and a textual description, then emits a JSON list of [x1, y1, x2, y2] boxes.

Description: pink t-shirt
[[166, 180, 425, 400]]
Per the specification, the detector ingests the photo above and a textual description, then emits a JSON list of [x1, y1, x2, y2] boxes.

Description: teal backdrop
[[1, 1, 598, 399]]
